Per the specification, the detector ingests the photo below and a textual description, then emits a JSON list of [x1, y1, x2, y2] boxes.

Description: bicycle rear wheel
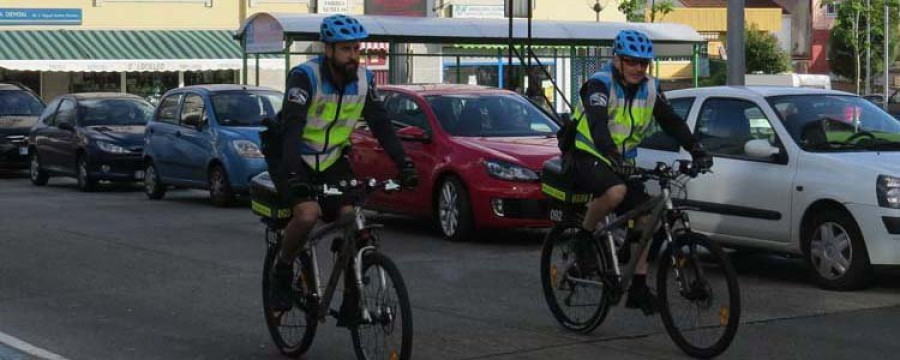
[[262, 245, 318, 357], [351, 252, 413, 360], [540, 222, 612, 333], [657, 232, 741, 358]]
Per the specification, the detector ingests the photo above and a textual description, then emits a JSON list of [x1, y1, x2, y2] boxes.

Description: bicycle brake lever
[[384, 180, 401, 192]]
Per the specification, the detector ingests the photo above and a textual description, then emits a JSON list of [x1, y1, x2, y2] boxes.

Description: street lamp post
[[885, 4, 891, 110], [867, 0, 872, 95], [726, 0, 745, 85]]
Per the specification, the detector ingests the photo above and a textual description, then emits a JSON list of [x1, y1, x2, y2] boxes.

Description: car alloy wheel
[[439, 182, 460, 237], [77, 157, 96, 192], [209, 165, 235, 207], [436, 177, 474, 242], [809, 221, 852, 281], [804, 208, 871, 290], [30, 153, 48, 186], [144, 162, 166, 200]]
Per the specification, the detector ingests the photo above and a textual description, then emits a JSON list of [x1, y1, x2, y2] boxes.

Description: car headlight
[[484, 159, 539, 181], [233, 140, 264, 158], [877, 175, 900, 208], [96, 141, 132, 154]]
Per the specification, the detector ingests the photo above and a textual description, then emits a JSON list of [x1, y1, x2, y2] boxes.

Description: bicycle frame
[[269, 205, 382, 324], [592, 175, 685, 293]]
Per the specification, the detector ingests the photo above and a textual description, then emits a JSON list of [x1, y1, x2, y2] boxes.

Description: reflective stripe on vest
[[293, 57, 368, 172], [572, 64, 657, 165]]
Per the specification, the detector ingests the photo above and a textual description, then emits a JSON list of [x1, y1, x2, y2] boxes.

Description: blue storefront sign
[[0, 8, 83, 25]]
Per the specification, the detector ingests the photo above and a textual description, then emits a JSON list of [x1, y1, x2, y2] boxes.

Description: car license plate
[[134, 170, 145, 179], [18, 147, 28, 156]]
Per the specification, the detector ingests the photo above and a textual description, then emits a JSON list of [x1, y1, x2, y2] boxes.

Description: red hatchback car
[[350, 84, 561, 241]]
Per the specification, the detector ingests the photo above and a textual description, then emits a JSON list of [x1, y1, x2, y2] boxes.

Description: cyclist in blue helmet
[[262, 14, 418, 316], [566, 29, 713, 315]]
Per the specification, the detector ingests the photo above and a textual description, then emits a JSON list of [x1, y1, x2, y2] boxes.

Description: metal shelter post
[[241, 35, 248, 85]]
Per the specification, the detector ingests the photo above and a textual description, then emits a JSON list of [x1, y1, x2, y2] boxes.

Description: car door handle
[[374, 146, 384, 152]]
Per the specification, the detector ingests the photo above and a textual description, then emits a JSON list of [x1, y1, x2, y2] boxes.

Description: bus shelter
[[235, 13, 705, 113]]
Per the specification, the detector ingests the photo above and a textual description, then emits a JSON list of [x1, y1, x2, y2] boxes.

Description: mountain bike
[[540, 160, 740, 358], [251, 173, 413, 360]]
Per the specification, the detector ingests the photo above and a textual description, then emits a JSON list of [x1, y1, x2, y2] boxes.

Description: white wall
[[41, 72, 70, 102], [777, 15, 793, 55], [410, 44, 443, 84]]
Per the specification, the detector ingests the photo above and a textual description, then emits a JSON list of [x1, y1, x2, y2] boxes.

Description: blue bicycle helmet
[[320, 14, 368, 43], [613, 30, 654, 60]]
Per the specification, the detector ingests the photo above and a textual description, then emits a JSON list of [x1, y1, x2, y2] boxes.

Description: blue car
[[142, 85, 282, 206]]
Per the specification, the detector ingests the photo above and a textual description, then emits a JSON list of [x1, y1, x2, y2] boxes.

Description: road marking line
[[0, 331, 69, 360]]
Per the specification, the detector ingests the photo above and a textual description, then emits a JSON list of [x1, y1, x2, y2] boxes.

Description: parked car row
[[7, 80, 899, 290], [7, 82, 561, 242], [20, 85, 281, 207]]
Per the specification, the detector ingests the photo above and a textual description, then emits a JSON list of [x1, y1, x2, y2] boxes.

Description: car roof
[[0, 82, 34, 92], [667, 86, 854, 99], [175, 84, 280, 94], [381, 84, 514, 97], [66, 92, 146, 101]]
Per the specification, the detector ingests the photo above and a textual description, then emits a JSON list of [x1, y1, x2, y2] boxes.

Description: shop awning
[[0, 30, 278, 72]]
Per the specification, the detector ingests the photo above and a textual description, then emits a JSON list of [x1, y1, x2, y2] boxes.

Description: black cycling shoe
[[625, 282, 659, 316], [270, 263, 294, 312], [574, 230, 599, 274]]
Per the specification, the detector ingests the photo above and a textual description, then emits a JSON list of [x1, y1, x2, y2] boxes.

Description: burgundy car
[[350, 84, 561, 241]]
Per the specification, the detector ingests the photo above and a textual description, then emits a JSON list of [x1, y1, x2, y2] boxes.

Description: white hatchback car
[[635, 86, 900, 290]]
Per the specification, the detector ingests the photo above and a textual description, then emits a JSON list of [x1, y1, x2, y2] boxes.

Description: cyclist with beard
[[268, 14, 419, 314]]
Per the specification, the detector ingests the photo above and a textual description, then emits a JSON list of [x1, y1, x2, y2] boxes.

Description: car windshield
[[210, 91, 282, 127], [0, 90, 45, 116], [768, 95, 900, 152], [426, 93, 559, 137], [79, 99, 154, 126]]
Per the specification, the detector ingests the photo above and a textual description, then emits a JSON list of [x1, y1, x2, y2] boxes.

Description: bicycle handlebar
[[626, 160, 711, 181], [315, 178, 402, 197]]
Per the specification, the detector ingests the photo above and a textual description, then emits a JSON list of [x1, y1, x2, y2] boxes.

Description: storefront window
[[185, 70, 237, 86], [126, 72, 178, 106], [71, 72, 120, 93], [0, 69, 40, 94]]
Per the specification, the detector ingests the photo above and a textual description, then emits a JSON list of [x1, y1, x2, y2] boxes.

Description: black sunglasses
[[620, 57, 651, 67]]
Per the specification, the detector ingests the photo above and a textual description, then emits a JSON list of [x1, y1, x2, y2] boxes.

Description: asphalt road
[[1, 171, 899, 360]]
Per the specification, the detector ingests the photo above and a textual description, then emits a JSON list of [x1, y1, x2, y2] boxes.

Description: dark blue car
[[28, 93, 152, 191], [142, 85, 282, 206]]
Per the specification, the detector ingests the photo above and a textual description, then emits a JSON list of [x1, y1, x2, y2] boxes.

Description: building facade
[[0, 0, 319, 101]]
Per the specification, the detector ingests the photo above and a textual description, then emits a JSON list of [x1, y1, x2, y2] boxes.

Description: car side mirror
[[58, 121, 75, 131], [745, 139, 781, 159], [396, 125, 430, 143]]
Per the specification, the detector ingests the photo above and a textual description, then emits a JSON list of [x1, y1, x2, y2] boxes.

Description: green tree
[[618, 0, 646, 22], [745, 24, 790, 74], [617, 0, 674, 23], [649, 0, 674, 22], [827, 0, 900, 92]]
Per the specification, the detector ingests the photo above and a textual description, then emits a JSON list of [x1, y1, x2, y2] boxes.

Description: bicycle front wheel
[[657, 232, 741, 359], [351, 252, 413, 360], [540, 222, 611, 333], [262, 246, 318, 357]]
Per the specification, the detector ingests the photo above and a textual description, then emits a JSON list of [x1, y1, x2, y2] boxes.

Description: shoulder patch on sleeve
[[588, 92, 608, 107], [287, 87, 309, 105]]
